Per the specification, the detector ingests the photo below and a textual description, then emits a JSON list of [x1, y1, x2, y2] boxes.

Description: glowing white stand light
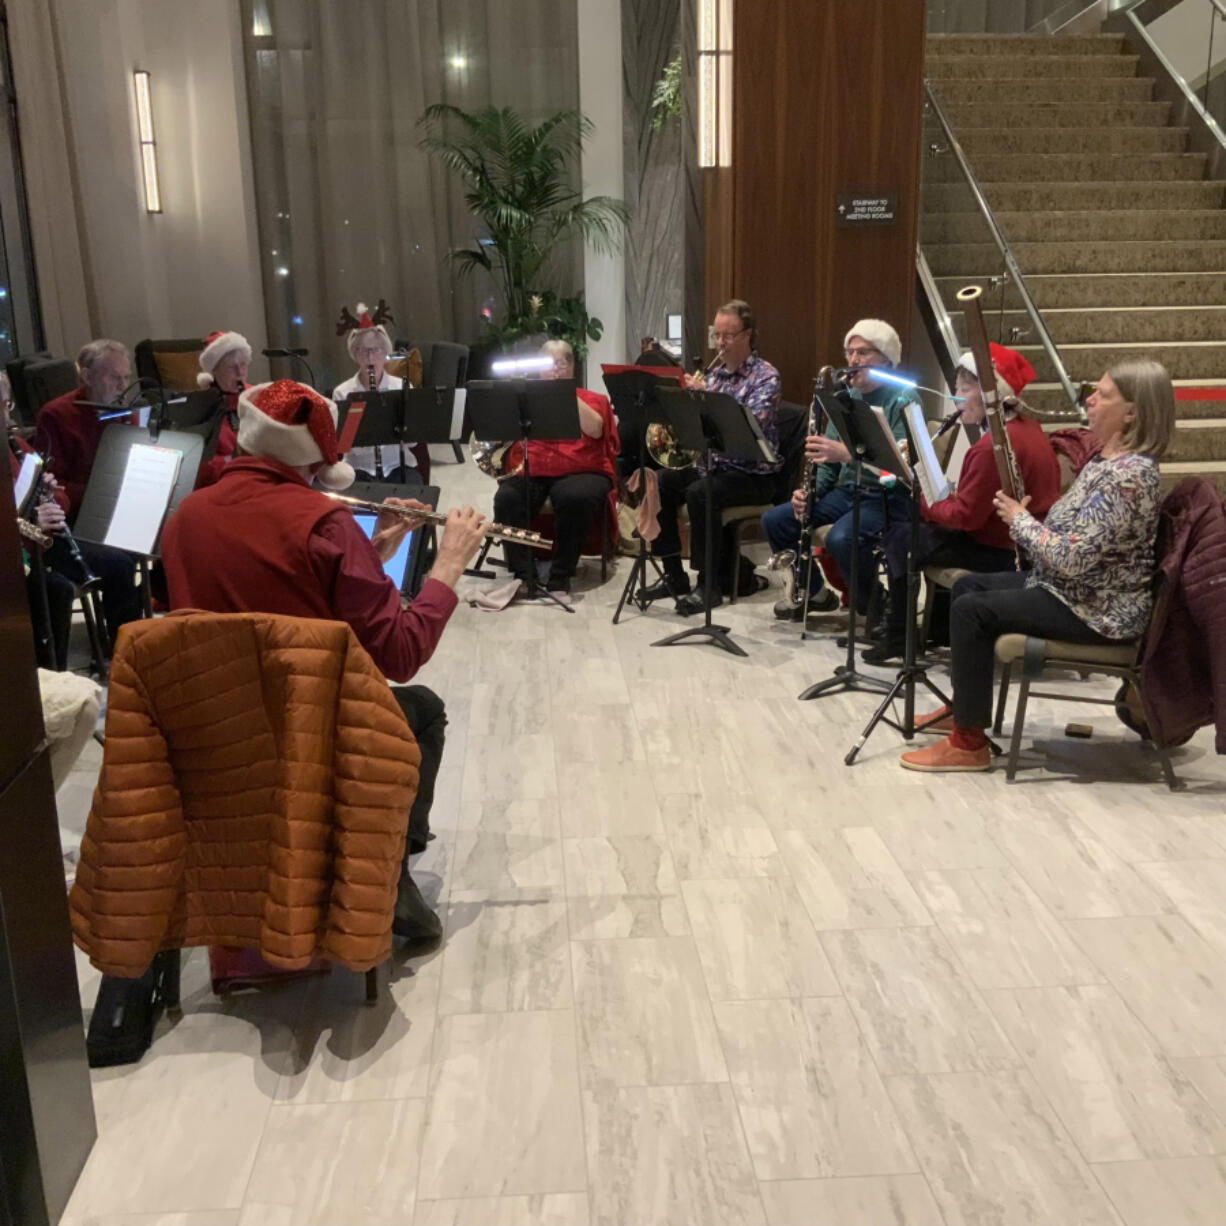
[[490, 355, 554, 376], [133, 70, 161, 214]]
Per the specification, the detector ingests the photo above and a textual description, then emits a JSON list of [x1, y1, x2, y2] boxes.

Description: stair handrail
[[924, 81, 1082, 417], [916, 246, 963, 385]]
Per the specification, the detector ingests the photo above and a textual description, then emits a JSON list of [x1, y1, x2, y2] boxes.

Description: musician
[[161, 379, 487, 939], [649, 299, 782, 613], [902, 361, 1174, 772], [492, 339, 618, 596], [761, 320, 916, 624], [32, 339, 142, 639], [193, 330, 251, 488], [332, 301, 419, 485], [864, 342, 1061, 664], [5, 374, 73, 668]]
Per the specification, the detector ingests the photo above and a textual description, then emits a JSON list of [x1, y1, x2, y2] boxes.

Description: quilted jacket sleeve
[[322, 628, 421, 970], [69, 632, 186, 976]]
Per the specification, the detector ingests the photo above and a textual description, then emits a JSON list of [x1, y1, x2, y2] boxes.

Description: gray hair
[[1109, 359, 1175, 460], [541, 338, 574, 365], [77, 338, 128, 373]]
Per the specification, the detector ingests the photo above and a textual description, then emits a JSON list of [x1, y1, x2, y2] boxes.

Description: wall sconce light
[[133, 70, 162, 213]]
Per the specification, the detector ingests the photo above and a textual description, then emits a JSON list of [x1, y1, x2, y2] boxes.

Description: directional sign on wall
[[836, 193, 898, 225]]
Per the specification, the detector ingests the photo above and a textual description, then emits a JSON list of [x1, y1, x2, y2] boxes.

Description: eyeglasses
[[844, 345, 881, 360], [712, 328, 747, 344]]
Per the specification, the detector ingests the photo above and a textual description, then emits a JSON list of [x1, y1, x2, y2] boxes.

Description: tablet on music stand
[[344, 479, 439, 597]]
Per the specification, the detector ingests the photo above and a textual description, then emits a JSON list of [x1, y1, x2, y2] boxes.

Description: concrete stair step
[[929, 152, 1205, 182], [928, 34, 1127, 57], [923, 210, 1226, 245], [1165, 419, 1226, 464], [941, 101, 1172, 129], [932, 78, 1154, 104], [958, 127, 1187, 156], [1026, 381, 1226, 419], [1018, 341, 1226, 383], [926, 239, 1226, 276], [946, 305, 1226, 346], [934, 272, 1226, 309], [926, 53, 1140, 79], [1159, 461, 1226, 497], [964, 181, 1225, 213]]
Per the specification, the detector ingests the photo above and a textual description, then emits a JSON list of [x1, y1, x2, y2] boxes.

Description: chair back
[[135, 338, 205, 393], [24, 359, 79, 423], [773, 399, 809, 500], [423, 342, 469, 390]]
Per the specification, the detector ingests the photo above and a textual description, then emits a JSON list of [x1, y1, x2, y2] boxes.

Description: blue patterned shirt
[[1011, 451, 1161, 640], [704, 352, 782, 475]]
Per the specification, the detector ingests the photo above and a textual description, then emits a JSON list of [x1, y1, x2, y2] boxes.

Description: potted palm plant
[[418, 104, 629, 369]]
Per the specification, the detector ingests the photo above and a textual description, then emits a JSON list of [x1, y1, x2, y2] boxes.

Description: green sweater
[[812, 382, 917, 499]]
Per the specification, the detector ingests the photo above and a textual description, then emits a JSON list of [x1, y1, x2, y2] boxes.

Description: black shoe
[[676, 590, 722, 616], [392, 871, 443, 942], [546, 577, 571, 594], [861, 637, 906, 666], [642, 575, 690, 601]]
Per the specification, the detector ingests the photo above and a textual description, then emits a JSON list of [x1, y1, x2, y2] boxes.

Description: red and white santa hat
[[957, 342, 1035, 402], [345, 303, 392, 362], [197, 330, 252, 388], [236, 379, 355, 491]]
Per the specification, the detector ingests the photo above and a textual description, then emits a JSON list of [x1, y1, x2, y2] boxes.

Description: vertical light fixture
[[133, 69, 162, 213], [698, 0, 733, 168]]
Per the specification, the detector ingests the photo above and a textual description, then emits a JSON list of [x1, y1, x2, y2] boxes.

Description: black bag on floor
[[86, 951, 180, 1068]]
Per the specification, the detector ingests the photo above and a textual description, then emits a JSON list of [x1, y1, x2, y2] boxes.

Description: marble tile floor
[[58, 449, 1226, 1225]]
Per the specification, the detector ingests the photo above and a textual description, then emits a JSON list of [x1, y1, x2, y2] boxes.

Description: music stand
[[344, 479, 440, 598], [466, 378, 582, 614], [650, 386, 779, 657], [798, 391, 908, 702], [602, 364, 685, 623], [402, 386, 457, 445], [342, 389, 404, 480]]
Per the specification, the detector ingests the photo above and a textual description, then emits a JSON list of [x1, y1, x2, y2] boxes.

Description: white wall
[[1147, 0, 1226, 90], [49, 0, 266, 370], [577, 0, 627, 373]]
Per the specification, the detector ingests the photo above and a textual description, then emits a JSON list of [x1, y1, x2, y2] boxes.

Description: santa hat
[[844, 319, 901, 368], [957, 342, 1035, 402], [197, 330, 252, 388], [236, 380, 355, 491], [345, 302, 392, 362]]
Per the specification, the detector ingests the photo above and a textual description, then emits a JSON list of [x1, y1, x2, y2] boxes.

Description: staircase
[[923, 33, 1226, 493]]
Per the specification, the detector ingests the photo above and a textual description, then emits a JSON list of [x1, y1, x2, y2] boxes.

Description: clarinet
[[38, 453, 101, 590], [368, 363, 384, 480]]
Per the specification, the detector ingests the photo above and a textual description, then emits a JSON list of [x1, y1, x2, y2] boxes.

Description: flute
[[324, 492, 552, 550]]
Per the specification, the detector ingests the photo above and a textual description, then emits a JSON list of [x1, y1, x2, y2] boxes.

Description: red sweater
[[503, 389, 619, 481], [33, 386, 106, 520], [161, 456, 457, 682], [923, 415, 1060, 551], [194, 387, 240, 489]]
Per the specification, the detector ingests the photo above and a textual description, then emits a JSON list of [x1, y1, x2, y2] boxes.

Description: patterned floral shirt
[[1011, 451, 1161, 640], [703, 352, 782, 475]]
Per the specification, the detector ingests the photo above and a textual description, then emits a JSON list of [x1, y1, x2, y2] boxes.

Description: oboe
[[324, 492, 553, 550]]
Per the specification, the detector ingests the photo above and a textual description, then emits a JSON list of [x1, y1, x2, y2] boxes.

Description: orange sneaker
[[915, 705, 953, 734], [900, 735, 990, 773]]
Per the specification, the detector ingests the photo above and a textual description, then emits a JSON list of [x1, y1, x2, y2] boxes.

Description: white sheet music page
[[103, 443, 182, 554], [13, 453, 39, 512], [904, 403, 953, 505]]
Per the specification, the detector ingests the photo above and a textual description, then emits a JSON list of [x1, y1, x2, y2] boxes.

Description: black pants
[[391, 685, 447, 854], [493, 472, 612, 584], [25, 560, 74, 669], [652, 466, 778, 596], [881, 521, 1016, 641], [44, 537, 141, 645], [949, 571, 1114, 728]]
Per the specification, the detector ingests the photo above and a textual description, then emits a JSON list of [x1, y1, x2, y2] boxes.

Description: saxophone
[[768, 365, 838, 609]]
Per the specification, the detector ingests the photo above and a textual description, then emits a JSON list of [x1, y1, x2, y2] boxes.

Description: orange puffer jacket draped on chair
[[69, 611, 419, 976]]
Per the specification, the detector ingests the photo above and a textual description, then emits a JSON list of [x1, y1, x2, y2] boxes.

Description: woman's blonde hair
[[1107, 359, 1175, 460]]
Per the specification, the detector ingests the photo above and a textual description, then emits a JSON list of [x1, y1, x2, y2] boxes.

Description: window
[[698, 0, 732, 169]]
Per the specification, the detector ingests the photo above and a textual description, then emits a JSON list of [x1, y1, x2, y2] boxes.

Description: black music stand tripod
[[651, 386, 779, 657], [466, 378, 582, 614], [798, 391, 906, 702], [602, 368, 674, 623]]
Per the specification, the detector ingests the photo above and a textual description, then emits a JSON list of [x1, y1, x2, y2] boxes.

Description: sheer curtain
[[241, 0, 581, 391]]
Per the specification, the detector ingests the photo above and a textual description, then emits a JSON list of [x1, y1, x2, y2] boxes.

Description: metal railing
[[919, 83, 1083, 418]]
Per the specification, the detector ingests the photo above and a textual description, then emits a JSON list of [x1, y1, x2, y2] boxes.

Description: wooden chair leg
[[365, 966, 379, 1006], [993, 663, 1012, 736], [1006, 675, 1030, 781]]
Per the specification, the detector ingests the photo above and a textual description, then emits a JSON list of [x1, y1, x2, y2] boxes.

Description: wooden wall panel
[[703, 0, 926, 402]]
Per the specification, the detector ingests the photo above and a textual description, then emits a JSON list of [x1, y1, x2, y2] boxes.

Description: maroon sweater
[[161, 456, 457, 682], [33, 386, 106, 520], [923, 414, 1061, 551]]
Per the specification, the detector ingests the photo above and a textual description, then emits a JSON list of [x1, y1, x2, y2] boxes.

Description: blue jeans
[[761, 485, 907, 614]]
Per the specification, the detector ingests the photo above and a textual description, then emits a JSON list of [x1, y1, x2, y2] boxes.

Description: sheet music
[[13, 453, 39, 513], [103, 443, 182, 554], [449, 387, 466, 442], [905, 403, 953, 504]]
